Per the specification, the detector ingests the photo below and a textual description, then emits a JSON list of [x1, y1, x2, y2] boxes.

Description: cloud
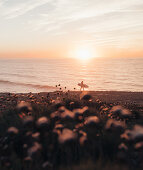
[[29, 0, 143, 32], [0, 0, 54, 18], [0, 0, 143, 49]]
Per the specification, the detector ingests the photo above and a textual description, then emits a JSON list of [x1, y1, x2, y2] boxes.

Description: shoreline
[[1, 90, 143, 93]]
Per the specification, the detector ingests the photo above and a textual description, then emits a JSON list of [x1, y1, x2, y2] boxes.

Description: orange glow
[[0, 47, 143, 59]]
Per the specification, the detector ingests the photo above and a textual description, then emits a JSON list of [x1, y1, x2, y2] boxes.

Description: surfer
[[78, 81, 88, 91], [80, 81, 84, 91]]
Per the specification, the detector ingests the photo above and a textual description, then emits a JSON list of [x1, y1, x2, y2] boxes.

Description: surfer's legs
[[81, 86, 84, 91]]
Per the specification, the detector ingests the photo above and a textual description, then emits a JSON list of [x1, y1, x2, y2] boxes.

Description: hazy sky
[[0, 0, 143, 58]]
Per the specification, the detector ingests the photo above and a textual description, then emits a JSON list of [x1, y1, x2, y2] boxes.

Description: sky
[[0, 0, 143, 58]]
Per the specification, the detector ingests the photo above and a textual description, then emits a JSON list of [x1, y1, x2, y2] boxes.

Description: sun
[[70, 46, 95, 60], [69, 45, 97, 60], [76, 49, 92, 60]]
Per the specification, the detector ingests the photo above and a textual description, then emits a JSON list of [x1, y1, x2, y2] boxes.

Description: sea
[[0, 57, 143, 93]]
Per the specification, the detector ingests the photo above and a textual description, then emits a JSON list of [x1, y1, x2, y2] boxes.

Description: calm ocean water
[[0, 58, 143, 93]]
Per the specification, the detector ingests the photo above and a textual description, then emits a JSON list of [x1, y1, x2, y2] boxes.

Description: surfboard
[[78, 83, 89, 88]]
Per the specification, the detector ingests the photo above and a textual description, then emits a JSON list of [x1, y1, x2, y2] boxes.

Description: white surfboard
[[78, 83, 89, 88]]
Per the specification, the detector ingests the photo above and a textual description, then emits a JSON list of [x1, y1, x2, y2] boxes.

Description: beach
[[1, 91, 143, 113], [0, 90, 143, 169]]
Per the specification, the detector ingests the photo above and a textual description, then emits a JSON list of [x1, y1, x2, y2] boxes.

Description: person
[[80, 81, 84, 91]]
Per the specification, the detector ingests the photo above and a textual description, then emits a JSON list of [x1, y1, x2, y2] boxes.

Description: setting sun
[[70, 46, 95, 60], [76, 49, 93, 60]]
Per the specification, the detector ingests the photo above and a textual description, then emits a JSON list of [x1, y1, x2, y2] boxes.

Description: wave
[[0, 79, 56, 90], [0, 73, 36, 79]]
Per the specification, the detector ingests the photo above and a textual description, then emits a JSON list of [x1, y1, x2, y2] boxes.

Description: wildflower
[[36, 117, 50, 130], [121, 125, 143, 141], [58, 128, 77, 144], [73, 106, 88, 116], [134, 141, 143, 150], [36, 117, 49, 125], [7, 127, 19, 135], [32, 132, 40, 140], [118, 143, 128, 151], [55, 124, 64, 130], [42, 161, 53, 169], [23, 156, 32, 162], [110, 105, 132, 118], [17, 101, 32, 113], [84, 116, 100, 125], [61, 110, 75, 119], [105, 119, 126, 131], [27, 142, 42, 157]]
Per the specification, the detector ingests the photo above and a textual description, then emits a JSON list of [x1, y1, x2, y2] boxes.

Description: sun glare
[[76, 49, 92, 60], [70, 46, 95, 60]]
